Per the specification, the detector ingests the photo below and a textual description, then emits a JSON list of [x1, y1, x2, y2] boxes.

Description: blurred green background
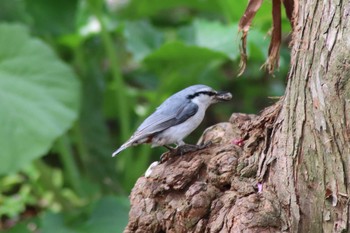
[[0, 0, 290, 232]]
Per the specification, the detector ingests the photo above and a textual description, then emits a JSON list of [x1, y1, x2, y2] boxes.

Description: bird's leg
[[160, 145, 176, 162], [177, 139, 213, 151], [177, 144, 199, 153], [163, 142, 196, 158], [175, 140, 197, 155], [173, 140, 212, 155], [163, 144, 175, 151], [177, 141, 212, 153]]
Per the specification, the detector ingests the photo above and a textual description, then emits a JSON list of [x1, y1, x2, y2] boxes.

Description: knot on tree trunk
[[125, 106, 284, 233]]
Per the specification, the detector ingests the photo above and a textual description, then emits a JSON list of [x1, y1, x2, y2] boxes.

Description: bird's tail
[[112, 141, 133, 157]]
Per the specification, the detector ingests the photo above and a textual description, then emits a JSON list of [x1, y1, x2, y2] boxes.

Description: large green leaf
[[0, 24, 80, 175], [39, 196, 129, 233], [178, 19, 268, 61], [25, 0, 78, 36], [118, 0, 221, 19], [40, 212, 78, 233], [0, 0, 31, 24], [178, 19, 240, 60], [145, 41, 226, 73], [124, 20, 164, 61], [143, 41, 228, 90], [78, 196, 129, 233]]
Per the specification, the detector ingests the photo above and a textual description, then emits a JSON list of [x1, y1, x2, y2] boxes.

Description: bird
[[112, 84, 232, 157]]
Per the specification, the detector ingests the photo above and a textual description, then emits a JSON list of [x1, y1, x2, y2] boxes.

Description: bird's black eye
[[187, 91, 216, 99]]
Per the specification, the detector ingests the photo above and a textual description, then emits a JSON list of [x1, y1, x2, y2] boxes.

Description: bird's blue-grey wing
[[131, 100, 198, 140], [154, 101, 198, 130]]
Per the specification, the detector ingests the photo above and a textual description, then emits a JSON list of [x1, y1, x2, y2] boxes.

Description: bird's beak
[[214, 91, 232, 102]]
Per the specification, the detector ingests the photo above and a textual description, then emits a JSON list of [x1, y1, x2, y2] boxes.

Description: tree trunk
[[124, 0, 350, 232]]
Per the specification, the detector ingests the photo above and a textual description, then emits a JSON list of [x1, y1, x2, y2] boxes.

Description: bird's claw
[[198, 140, 212, 149], [176, 144, 199, 155], [161, 141, 212, 162], [178, 140, 213, 154]]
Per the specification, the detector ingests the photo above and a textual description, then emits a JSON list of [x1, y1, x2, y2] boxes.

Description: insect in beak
[[214, 91, 232, 102]]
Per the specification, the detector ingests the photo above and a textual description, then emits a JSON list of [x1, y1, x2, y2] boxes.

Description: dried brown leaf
[[238, 0, 264, 76], [239, 0, 264, 32], [261, 0, 282, 73], [237, 0, 296, 76], [238, 31, 248, 76], [283, 0, 295, 25]]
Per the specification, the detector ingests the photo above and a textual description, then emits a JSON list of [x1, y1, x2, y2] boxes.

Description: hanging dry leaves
[[238, 0, 295, 75]]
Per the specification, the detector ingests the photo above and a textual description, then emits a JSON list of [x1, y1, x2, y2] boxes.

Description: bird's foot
[[175, 144, 199, 155], [160, 145, 176, 162], [176, 141, 213, 154], [198, 140, 212, 150], [161, 142, 213, 162]]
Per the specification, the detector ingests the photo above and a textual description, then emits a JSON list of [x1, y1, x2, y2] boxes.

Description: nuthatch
[[112, 84, 232, 156]]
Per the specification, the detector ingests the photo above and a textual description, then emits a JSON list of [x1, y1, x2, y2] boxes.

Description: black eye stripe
[[187, 91, 216, 99]]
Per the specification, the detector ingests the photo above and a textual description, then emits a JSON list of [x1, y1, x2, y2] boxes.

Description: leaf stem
[[57, 135, 84, 196], [91, 4, 130, 142]]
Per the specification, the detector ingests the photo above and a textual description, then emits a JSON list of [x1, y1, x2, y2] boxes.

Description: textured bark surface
[[125, 112, 284, 233], [263, 0, 350, 231], [124, 0, 350, 232]]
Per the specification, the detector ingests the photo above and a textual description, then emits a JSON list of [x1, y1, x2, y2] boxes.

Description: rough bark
[[125, 111, 284, 233], [124, 0, 350, 232], [264, 0, 350, 231]]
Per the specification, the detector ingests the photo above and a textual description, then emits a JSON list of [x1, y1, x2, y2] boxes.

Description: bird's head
[[186, 85, 232, 107]]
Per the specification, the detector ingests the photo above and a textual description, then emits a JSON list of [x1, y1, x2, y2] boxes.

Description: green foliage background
[[0, 0, 290, 232]]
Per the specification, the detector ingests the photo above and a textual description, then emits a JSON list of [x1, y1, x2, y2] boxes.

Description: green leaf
[[0, 24, 80, 175], [40, 212, 78, 233], [178, 19, 268, 61], [0, 0, 31, 24], [25, 0, 78, 36], [245, 29, 269, 60], [145, 41, 226, 75], [39, 197, 129, 233], [78, 196, 129, 233], [217, 0, 248, 22], [124, 20, 164, 61], [118, 0, 221, 19], [178, 19, 240, 60]]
